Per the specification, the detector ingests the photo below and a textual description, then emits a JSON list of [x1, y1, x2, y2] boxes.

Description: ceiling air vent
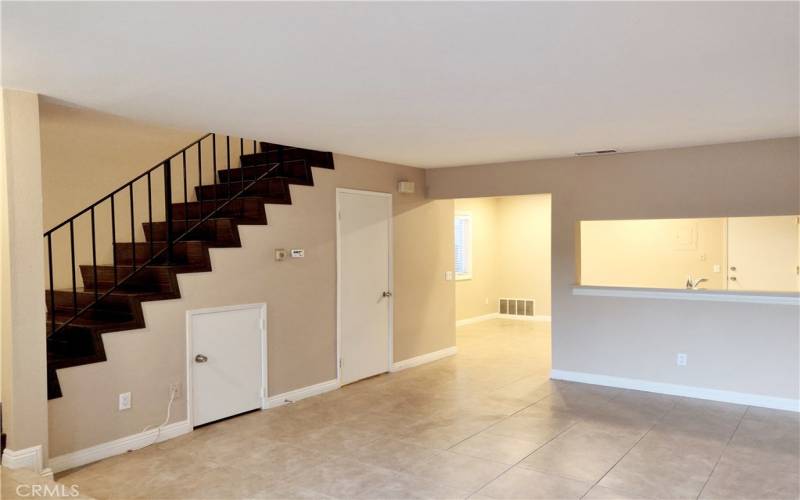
[[575, 149, 618, 157]]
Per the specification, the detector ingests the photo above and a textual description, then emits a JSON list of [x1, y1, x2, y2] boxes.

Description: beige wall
[[580, 218, 726, 290], [454, 197, 498, 320], [39, 101, 200, 289], [39, 100, 199, 230], [428, 137, 800, 401], [495, 195, 551, 317], [1, 89, 49, 457], [454, 195, 552, 320], [42, 108, 454, 456]]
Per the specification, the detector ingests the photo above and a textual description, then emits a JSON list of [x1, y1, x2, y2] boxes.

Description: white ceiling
[[3, 2, 798, 168]]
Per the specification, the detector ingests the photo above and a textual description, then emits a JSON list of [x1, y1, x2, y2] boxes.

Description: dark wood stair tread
[[194, 177, 291, 201], [218, 160, 313, 187]]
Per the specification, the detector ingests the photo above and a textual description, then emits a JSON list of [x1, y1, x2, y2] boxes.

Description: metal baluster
[[164, 159, 174, 263], [47, 234, 55, 336], [111, 196, 117, 286], [147, 173, 153, 262], [182, 151, 188, 228], [90, 207, 98, 302], [197, 146, 203, 223], [226, 136, 231, 200], [212, 134, 218, 209], [69, 220, 77, 317], [253, 139, 257, 154], [240, 137, 245, 217], [129, 184, 136, 270]]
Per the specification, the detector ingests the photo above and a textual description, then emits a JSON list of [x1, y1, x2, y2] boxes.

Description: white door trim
[[336, 188, 393, 385], [185, 302, 268, 428]]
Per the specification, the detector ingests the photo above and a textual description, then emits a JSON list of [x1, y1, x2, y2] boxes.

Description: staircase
[[44, 136, 334, 399]]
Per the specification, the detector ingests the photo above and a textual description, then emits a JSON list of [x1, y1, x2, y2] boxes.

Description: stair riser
[[142, 220, 239, 245], [46, 290, 133, 314], [114, 241, 207, 266], [195, 178, 290, 201], [218, 161, 313, 186], [241, 148, 334, 169], [80, 267, 175, 292], [47, 325, 105, 370], [171, 198, 268, 223]]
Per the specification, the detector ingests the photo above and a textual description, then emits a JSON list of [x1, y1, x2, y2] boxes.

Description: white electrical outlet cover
[[676, 353, 688, 366]]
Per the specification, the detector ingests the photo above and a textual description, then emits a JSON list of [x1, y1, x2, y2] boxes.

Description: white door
[[190, 305, 265, 426], [337, 189, 392, 385], [727, 216, 800, 292]]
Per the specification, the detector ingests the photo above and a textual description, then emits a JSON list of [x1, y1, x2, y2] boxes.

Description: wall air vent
[[575, 149, 618, 156], [499, 298, 535, 317]]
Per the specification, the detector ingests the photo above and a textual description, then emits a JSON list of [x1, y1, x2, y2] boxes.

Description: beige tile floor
[[57, 319, 799, 499]]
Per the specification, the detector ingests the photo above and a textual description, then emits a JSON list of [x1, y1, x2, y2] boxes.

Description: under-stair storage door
[[337, 189, 392, 385], [190, 304, 265, 427]]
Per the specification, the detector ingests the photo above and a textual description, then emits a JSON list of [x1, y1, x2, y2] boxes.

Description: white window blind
[[454, 213, 472, 279]]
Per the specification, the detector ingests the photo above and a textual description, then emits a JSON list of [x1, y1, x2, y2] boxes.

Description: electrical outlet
[[676, 353, 688, 367], [713, 264, 721, 273], [169, 382, 181, 399], [118, 392, 131, 411], [445, 271, 453, 281]]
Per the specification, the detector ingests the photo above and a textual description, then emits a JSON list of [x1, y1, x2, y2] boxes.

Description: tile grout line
[[445, 390, 554, 452], [465, 418, 582, 499], [694, 405, 750, 500], [462, 382, 636, 498], [457, 391, 578, 499], [578, 396, 681, 499]]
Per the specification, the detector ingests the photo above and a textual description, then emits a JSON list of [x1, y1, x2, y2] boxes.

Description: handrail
[[43, 133, 285, 336]]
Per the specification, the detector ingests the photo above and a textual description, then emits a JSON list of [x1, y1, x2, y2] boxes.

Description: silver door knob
[[195, 354, 208, 363], [382, 291, 393, 298], [730, 266, 737, 271], [730, 277, 737, 281]]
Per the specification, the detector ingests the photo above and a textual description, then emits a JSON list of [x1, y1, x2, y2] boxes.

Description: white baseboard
[[550, 369, 800, 413], [391, 346, 458, 372], [2, 444, 45, 473], [456, 313, 551, 326], [48, 419, 191, 474], [267, 378, 340, 408]]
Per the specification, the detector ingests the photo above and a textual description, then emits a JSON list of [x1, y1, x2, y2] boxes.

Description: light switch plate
[[290, 249, 305, 258], [445, 271, 453, 281], [713, 264, 721, 273], [119, 392, 131, 411]]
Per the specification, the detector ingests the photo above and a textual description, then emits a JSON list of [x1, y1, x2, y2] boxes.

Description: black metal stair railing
[[43, 133, 284, 336]]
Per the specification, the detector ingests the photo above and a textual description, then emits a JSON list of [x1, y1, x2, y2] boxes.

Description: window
[[454, 213, 472, 280]]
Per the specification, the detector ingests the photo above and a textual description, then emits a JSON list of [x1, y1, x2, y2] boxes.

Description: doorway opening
[[453, 194, 552, 375]]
